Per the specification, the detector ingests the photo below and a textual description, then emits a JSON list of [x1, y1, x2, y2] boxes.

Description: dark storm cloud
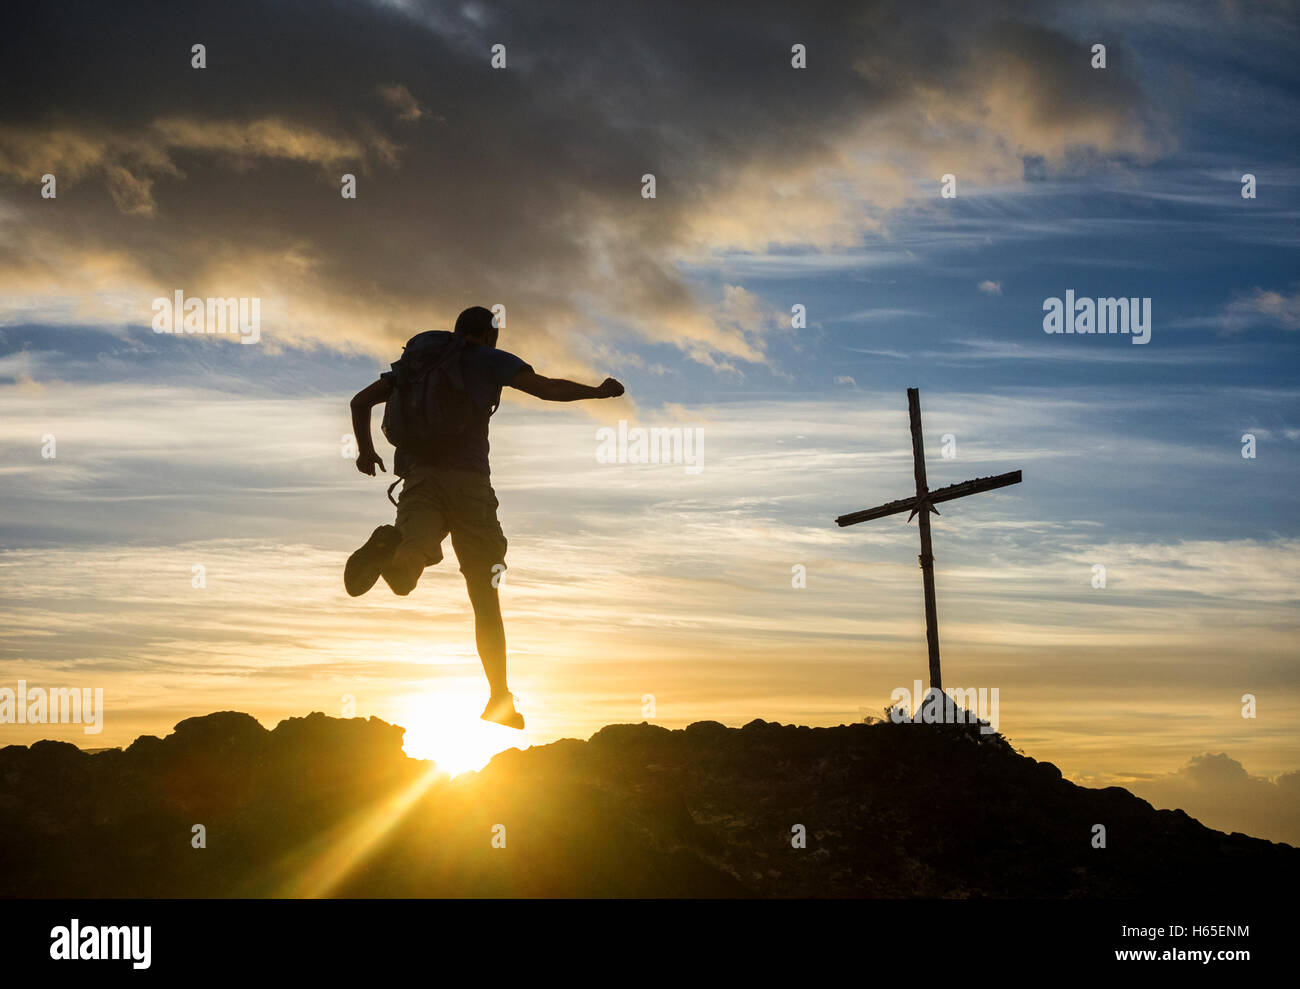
[[1, 0, 1161, 366]]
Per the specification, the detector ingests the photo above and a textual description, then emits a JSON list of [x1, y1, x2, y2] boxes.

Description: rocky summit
[[1, 712, 1294, 897]]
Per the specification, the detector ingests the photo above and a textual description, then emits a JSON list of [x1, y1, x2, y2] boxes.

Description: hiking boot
[[480, 693, 525, 730], [344, 525, 401, 597]]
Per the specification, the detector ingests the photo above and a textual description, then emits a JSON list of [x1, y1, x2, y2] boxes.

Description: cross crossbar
[[835, 470, 1022, 527]]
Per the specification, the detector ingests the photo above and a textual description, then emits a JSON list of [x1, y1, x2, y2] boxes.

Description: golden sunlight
[[396, 687, 524, 776]]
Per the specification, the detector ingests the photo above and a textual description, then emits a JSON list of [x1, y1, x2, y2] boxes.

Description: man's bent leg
[[384, 469, 450, 595], [344, 525, 401, 597], [383, 543, 430, 596]]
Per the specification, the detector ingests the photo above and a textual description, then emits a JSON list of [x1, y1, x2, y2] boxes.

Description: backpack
[[380, 330, 477, 497]]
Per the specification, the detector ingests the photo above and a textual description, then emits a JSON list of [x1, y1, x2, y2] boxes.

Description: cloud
[[377, 83, 428, 123], [1128, 753, 1300, 846], [151, 117, 374, 167], [977, 280, 1002, 295], [832, 308, 926, 322], [1218, 286, 1300, 332], [0, 118, 375, 218], [0, 0, 1168, 369]]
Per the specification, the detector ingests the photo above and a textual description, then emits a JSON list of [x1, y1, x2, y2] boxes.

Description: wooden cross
[[834, 388, 1022, 693]]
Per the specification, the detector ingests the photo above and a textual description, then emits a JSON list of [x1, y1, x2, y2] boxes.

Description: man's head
[[454, 306, 498, 348]]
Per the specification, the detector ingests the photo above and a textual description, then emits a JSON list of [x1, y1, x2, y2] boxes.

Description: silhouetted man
[[345, 306, 624, 729]]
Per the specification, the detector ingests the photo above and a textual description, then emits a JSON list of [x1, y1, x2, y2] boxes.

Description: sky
[[1, 0, 1298, 843]]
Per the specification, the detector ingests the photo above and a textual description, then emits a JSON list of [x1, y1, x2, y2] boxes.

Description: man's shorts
[[393, 464, 507, 580]]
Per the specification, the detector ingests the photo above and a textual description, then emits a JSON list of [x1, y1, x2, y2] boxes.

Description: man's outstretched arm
[[509, 368, 624, 402], [349, 378, 393, 475]]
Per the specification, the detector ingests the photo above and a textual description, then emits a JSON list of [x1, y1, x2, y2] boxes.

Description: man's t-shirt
[[384, 343, 530, 477]]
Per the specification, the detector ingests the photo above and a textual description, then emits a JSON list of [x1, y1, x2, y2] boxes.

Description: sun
[[395, 686, 524, 777]]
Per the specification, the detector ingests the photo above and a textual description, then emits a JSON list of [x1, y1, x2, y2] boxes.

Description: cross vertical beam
[[834, 388, 1023, 698], [907, 388, 943, 693]]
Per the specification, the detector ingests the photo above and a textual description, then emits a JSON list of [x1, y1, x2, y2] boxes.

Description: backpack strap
[[440, 336, 468, 389]]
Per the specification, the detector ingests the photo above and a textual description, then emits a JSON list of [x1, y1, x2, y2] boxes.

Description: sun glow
[[396, 687, 524, 776]]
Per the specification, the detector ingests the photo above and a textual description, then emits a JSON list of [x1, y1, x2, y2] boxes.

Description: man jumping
[[344, 306, 625, 729]]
